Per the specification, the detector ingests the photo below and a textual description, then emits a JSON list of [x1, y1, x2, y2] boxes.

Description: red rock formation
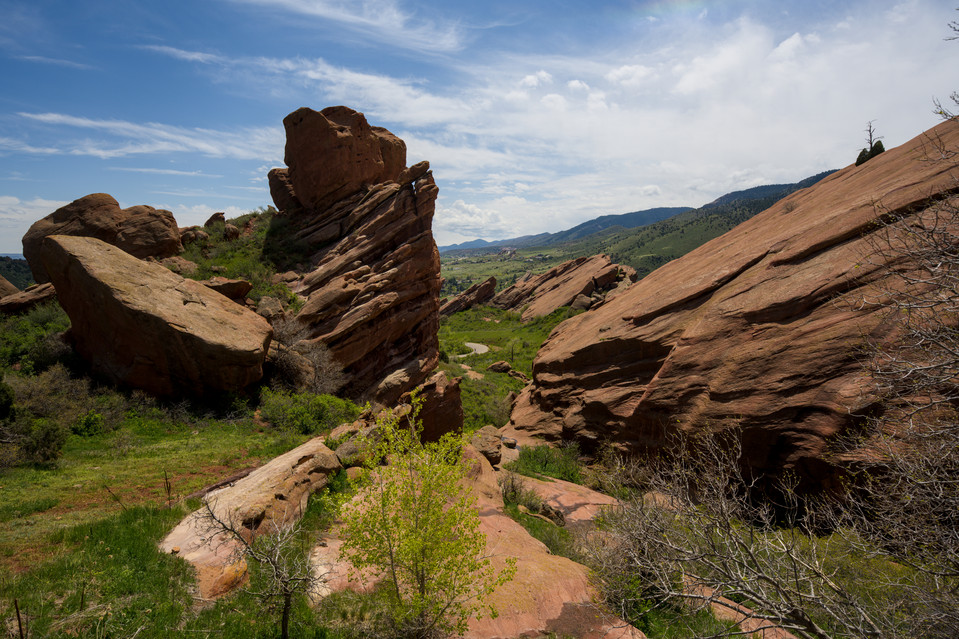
[[491, 254, 633, 321], [40, 235, 272, 397], [439, 276, 497, 316], [268, 106, 441, 405], [22, 193, 182, 283], [504, 119, 959, 490]]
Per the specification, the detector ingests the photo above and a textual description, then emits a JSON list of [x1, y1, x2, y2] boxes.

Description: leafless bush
[[199, 499, 323, 639], [270, 316, 346, 395]]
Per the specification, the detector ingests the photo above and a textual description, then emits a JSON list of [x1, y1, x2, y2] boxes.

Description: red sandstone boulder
[[281, 106, 406, 212], [269, 106, 441, 405], [439, 276, 497, 316], [491, 254, 632, 321], [40, 235, 272, 397], [22, 193, 182, 283], [504, 119, 959, 491], [202, 276, 253, 301]]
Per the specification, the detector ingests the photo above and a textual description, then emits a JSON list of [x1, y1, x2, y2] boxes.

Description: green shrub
[[72, 410, 106, 437], [20, 417, 68, 464], [0, 301, 71, 371], [505, 443, 584, 484], [259, 388, 360, 435]]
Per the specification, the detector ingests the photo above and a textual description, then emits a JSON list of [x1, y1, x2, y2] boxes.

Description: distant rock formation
[[505, 119, 959, 492], [491, 254, 635, 321], [0, 283, 56, 316], [0, 274, 18, 298], [23, 193, 182, 283], [40, 235, 272, 397], [439, 276, 496, 317], [267, 106, 441, 405]]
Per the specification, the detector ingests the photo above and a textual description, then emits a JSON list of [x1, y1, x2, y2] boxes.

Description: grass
[[437, 306, 571, 431], [0, 488, 354, 639], [178, 207, 300, 306], [505, 443, 584, 484], [0, 406, 307, 574]]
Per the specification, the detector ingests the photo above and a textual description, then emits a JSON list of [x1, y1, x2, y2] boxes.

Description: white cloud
[[111, 167, 223, 178], [0, 196, 67, 235], [14, 113, 283, 161], [224, 0, 463, 53], [140, 45, 226, 64], [568, 79, 590, 91], [520, 70, 553, 88], [605, 64, 654, 86]]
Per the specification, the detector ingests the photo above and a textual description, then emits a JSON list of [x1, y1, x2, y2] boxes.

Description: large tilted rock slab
[[23, 193, 182, 283], [269, 106, 441, 405], [0, 283, 56, 315], [161, 438, 341, 599], [491, 254, 634, 321], [440, 276, 497, 317], [505, 119, 959, 491], [40, 235, 272, 397]]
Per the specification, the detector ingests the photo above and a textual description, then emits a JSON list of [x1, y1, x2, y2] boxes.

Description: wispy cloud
[[111, 167, 223, 178], [16, 55, 94, 70], [139, 45, 226, 65], [0, 195, 67, 226], [223, 0, 464, 53], [13, 113, 283, 161]]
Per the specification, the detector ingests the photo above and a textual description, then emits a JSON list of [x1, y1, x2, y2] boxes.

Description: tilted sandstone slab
[[23, 193, 182, 283], [439, 276, 497, 317], [269, 106, 441, 405], [161, 437, 341, 599], [40, 235, 272, 397], [491, 254, 633, 321], [504, 119, 959, 491]]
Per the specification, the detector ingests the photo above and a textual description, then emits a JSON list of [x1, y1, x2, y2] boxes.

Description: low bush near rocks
[[259, 387, 361, 435]]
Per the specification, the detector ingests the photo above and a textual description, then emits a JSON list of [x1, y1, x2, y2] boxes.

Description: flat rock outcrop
[[439, 276, 497, 316], [268, 106, 441, 405], [161, 437, 341, 599], [505, 119, 959, 491], [40, 235, 272, 397], [23, 193, 182, 283], [491, 254, 634, 321]]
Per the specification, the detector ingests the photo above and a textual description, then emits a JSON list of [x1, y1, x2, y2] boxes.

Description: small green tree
[[855, 120, 886, 166], [339, 397, 514, 638]]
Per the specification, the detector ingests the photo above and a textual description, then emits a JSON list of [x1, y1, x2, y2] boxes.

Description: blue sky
[[0, 0, 955, 253]]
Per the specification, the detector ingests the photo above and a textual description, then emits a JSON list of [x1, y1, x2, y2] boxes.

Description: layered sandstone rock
[[40, 235, 272, 397], [23, 193, 182, 283], [491, 254, 634, 321], [439, 276, 497, 316], [268, 106, 441, 405], [505, 119, 959, 491], [161, 437, 341, 599]]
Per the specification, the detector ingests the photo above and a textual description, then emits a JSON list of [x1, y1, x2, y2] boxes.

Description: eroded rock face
[[40, 235, 272, 397], [439, 276, 497, 317], [23, 193, 182, 283], [269, 106, 441, 405], [491, 254, 634, 321], [504, 119, 959, 491]]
